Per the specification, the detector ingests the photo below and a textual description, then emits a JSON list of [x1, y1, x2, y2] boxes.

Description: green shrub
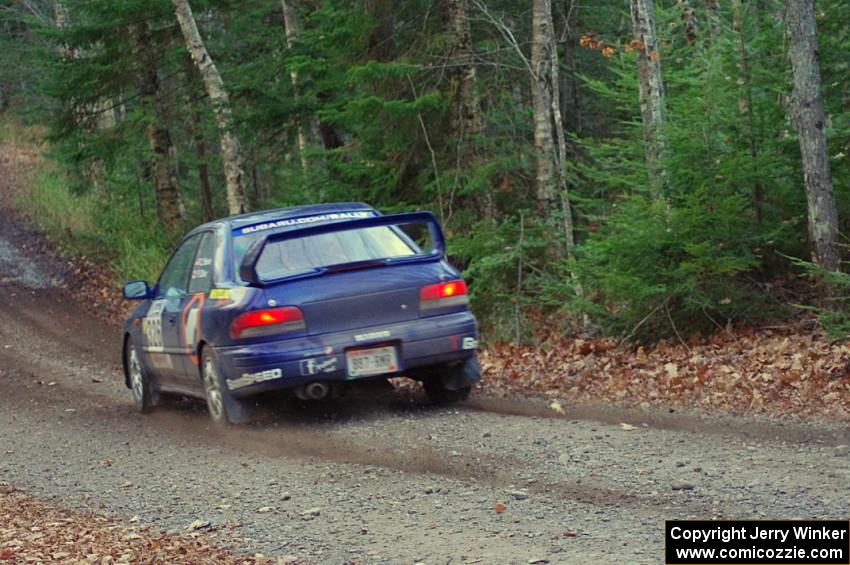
[[787, 257, 850, 340], [565, 190, 775, 340]]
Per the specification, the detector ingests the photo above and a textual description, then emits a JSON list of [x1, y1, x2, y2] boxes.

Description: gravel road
[[1, 207, 849, 564]]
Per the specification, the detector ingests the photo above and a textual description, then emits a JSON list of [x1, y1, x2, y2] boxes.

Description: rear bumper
[[212, 311, 478, 397]]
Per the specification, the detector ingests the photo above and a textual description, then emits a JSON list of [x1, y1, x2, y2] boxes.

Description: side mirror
[[123, 280, 152, 300]]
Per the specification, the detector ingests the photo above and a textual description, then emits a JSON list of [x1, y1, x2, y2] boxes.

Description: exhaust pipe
[[301, 382, 329, 400]]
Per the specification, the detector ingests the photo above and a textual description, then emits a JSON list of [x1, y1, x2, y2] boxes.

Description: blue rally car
[[121, 203, 480, 424]]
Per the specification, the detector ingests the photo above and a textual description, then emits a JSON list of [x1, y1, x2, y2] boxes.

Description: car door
[[174, 231, 217, 387], [144, 234, 201, 388]]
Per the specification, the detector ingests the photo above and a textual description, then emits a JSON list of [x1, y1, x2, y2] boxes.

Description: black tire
[[126, 337, 157, 413], [423, 376, 471, 404], [200, 347, 253, 425]]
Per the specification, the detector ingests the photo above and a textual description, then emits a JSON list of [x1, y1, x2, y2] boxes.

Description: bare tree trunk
[[441, 0, 492, 221], [363, 0, 395, 61], [703, 0, 721, 39], [559, 0, 581, 137], [548, 24, 575, 252], [531, 0, 560, 231], [54, 1, 76, 59], [251, 160, 262, 203], [318, 119, 344, 150], [130, 23, 185, 234], [443, 0, 484, 151], [193, 121, 214, 222], [630, 0, 667, 195], [786, 0, 840, 273], [676, 0, 698, 45], [172, 0, 247, 215], [281, 0, 311, 177]]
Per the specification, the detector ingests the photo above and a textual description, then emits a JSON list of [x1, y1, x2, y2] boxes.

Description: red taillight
[[420, 280, 469, 310], [230, 307, 305, 339]]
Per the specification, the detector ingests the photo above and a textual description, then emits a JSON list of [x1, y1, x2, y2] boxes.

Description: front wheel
[[126, 338, 156, 413], [200, 347, 253, 425]]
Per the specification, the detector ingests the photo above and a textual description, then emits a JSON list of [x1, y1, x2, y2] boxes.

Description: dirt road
[[1, 171, 850, 564]]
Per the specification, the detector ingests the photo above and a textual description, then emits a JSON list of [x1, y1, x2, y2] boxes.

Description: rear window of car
[[233, 226, 418, 281]]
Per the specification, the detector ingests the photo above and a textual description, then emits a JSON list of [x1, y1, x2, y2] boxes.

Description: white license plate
[[346, 346, 398, 377]]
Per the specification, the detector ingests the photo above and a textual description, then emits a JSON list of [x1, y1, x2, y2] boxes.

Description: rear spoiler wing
[[239, 211, 445, 287]]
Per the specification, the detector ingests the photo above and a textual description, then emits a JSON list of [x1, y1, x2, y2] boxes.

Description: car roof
[[188, 202, 377, 235]]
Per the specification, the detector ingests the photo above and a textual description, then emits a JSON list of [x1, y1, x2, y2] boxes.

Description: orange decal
[[181, 293, 206, 366]]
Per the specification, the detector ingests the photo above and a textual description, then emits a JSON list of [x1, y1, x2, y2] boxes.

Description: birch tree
[[172, 0, 247, 215], [630, 0, 667, 194], [786, 0, 840, 272], [531, 0, 575, 251]]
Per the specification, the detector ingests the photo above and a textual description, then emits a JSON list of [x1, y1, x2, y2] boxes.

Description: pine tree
[[130, 22, 185, 234]]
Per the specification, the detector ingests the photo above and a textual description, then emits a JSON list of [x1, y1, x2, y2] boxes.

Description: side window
[[189, 232, 216, 294], [156, 235, 201, 299]]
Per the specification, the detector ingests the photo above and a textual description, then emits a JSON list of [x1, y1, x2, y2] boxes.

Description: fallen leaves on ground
[[0, 486, 300, 564], [479, 316, 850, 421]]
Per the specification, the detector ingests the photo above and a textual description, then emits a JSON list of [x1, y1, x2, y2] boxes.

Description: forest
[[1, 0, 848, 343]]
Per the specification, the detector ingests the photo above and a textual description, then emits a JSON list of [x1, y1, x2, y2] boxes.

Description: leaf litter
[[479, 316, 850, 421], [0, 486, 304, 564]]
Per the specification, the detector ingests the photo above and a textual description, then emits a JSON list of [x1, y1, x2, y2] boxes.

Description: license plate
[[345, 346, 398, 378]]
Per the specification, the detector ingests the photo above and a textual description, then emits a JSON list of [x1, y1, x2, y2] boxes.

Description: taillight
[[419, 280, 469, 310], [230, 307, 305, 339]]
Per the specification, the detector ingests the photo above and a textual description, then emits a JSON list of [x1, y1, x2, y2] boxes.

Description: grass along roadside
[[0, 117, 170, 285], [19, 162, 171, 283]]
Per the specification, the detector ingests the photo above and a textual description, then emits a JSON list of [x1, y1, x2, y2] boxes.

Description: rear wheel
[[200, 347, 253, 425], [421, 357, 479, 404], [126, 338, 156, 413], [423, 378, 471, 403], [422, 367, 472, 404]]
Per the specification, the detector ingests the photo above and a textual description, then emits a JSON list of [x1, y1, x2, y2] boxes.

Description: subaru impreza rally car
[[121, 203, 480, 424]]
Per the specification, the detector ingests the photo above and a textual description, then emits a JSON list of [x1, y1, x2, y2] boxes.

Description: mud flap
[[220, 384, 254, 425], [442, 356, 481, 391]]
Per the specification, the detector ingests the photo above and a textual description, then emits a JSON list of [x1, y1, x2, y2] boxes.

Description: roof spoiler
[[239, 211, 445, 287]]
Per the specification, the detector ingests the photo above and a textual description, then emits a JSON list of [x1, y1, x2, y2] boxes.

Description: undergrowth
[[1, 117, 169, 283]]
